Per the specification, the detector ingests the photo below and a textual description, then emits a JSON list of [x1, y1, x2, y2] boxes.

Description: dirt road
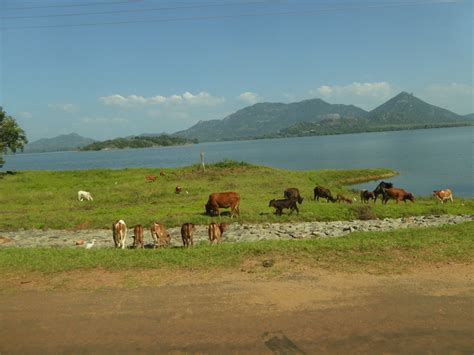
[[1, 265, 473, 354]]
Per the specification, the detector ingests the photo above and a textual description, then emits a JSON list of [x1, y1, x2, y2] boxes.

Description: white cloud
[[48, 103, 78, 113], [421, 83, 473, 114], [81, 116, 129, 124], [238, 92, 261, 105], [99, 91, 225, 108], [310, 82, 394, 110]]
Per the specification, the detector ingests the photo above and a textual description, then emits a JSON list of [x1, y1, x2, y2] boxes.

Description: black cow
[[373, 181, 393, 203], [269, 198, 299, 216], [284, 188, 303, 204]]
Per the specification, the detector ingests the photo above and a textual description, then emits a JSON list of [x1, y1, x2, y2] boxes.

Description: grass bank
[[0, 160, 472, 230], [0, 222, 472, 274]]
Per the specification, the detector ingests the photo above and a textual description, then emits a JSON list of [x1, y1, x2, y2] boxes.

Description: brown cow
[[132, 224, 144, 249], [146, 175, 157, 182], [433, 189, 453, 203], [181, 223, 195, 248], [383, 188, 415, 204], [150, 222, 171, 248], [205, 192, 240, 218], [112, 219, 127, 249], [360, 189, 375, 203], [175, 186, 183, 194], [336, 194, 352, 204], [208, 222, 228, 244], [284, 188, 303, 204], [313, 186, 336, 202]]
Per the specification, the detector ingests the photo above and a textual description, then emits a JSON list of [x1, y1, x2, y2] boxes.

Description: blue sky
[[1, 0, 472, 141]]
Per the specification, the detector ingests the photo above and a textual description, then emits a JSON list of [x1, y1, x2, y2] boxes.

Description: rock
[[262, 259, 274, 268]]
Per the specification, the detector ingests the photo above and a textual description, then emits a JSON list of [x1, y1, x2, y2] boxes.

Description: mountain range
[[22, 92, 473, 152], [174, 92, 473, 141]]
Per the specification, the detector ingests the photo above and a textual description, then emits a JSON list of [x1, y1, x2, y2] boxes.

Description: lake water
[[4, 127, 473, 197]]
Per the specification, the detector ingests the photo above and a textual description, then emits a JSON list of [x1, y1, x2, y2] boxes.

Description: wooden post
[[200, 152, 205, 171]]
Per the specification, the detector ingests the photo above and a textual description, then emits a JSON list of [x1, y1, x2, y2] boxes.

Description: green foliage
[[1, 222, 472, 274], [80, 134, 198, 151], [0, 107, 28, 168], [0, 163, 472, 231]]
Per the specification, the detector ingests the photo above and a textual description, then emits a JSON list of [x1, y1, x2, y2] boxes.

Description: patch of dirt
[[1, 264, 473, 353]]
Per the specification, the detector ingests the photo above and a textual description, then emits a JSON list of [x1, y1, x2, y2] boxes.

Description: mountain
[[174, 99, 368, 142], [368, 92, 464, 124], [175, 93, 472, 141], [23, 133, 96, 153], [463, 113, 474, 120]]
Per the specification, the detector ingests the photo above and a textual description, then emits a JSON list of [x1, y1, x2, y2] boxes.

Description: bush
[[353, 205, 377, 220]]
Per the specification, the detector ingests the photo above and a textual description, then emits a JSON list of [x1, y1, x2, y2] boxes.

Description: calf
[[383, 188, 415, 204], [132, 224, 144, 248], [336, 194, 352, 204], [78, 190, 93, 201], [181, 223, 195, 248], [208, 222, 228, 244], [112, 219, 127, 249], [175, 186, 183, 194], [433, 189, 453, 203], [269, 198, 299, 215], [150, 222, 171, 248], [313, 186, 336, 202], [284, 188, 304, 204], [360, 189, 375, 204], [146, 175, 157, 182]]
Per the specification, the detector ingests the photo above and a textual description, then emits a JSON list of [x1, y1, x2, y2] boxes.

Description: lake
[[4, 126, 473, 197]]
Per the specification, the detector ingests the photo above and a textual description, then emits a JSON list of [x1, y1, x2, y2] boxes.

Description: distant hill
[[368, 92, 464, 124], [80, 134, 198, 151], [463, 113, 474, 120], [23, 133, 96, 153], [174, 92, 472, 141], [174, 99, 368, 142]]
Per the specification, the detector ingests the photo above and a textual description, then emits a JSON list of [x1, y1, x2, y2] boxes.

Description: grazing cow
[[269, 198, 299, 215], [78, 190, 93, 201], [132, 224, 144, 249], [208, 222, 228, 244], [336, 194, 352, 204], [112, 219, 127, 249], [360, 189, 375, 203], [313, 186, 336, 202], [433, 189, 453, 203], [205, 192, 240, 218], [383, 188, 415, 204], [284, 188, 304, 204], [373, 181, 393, 203], [181, 223, 195, 248], [146, 175, 157, 182], [150, 222, 171, 248], [175, 186, 183, 194]]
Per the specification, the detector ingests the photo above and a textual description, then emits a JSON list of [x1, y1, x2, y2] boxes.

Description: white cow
[[78, 190, 93, 201], [112, 219, 128, 249]]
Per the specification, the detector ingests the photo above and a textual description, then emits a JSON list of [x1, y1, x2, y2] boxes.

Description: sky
[[0, 0, 472, 141]]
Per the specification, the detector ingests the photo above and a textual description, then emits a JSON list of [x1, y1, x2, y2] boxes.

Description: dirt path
[[1, 265, 473, 354]]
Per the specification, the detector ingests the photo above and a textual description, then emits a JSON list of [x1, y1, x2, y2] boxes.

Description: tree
[[0, 107, 28, 169]]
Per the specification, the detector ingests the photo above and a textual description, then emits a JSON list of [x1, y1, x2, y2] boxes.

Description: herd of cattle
[[78, 180, 454, 249]]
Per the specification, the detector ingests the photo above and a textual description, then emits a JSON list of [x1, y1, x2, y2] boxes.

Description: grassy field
[[1, 222, 472, 274], [0, 160, 472, 230]]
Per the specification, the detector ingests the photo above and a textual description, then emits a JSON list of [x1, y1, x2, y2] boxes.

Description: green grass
[[0, 160, 472, 230], [1, 222, 473, 274]]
